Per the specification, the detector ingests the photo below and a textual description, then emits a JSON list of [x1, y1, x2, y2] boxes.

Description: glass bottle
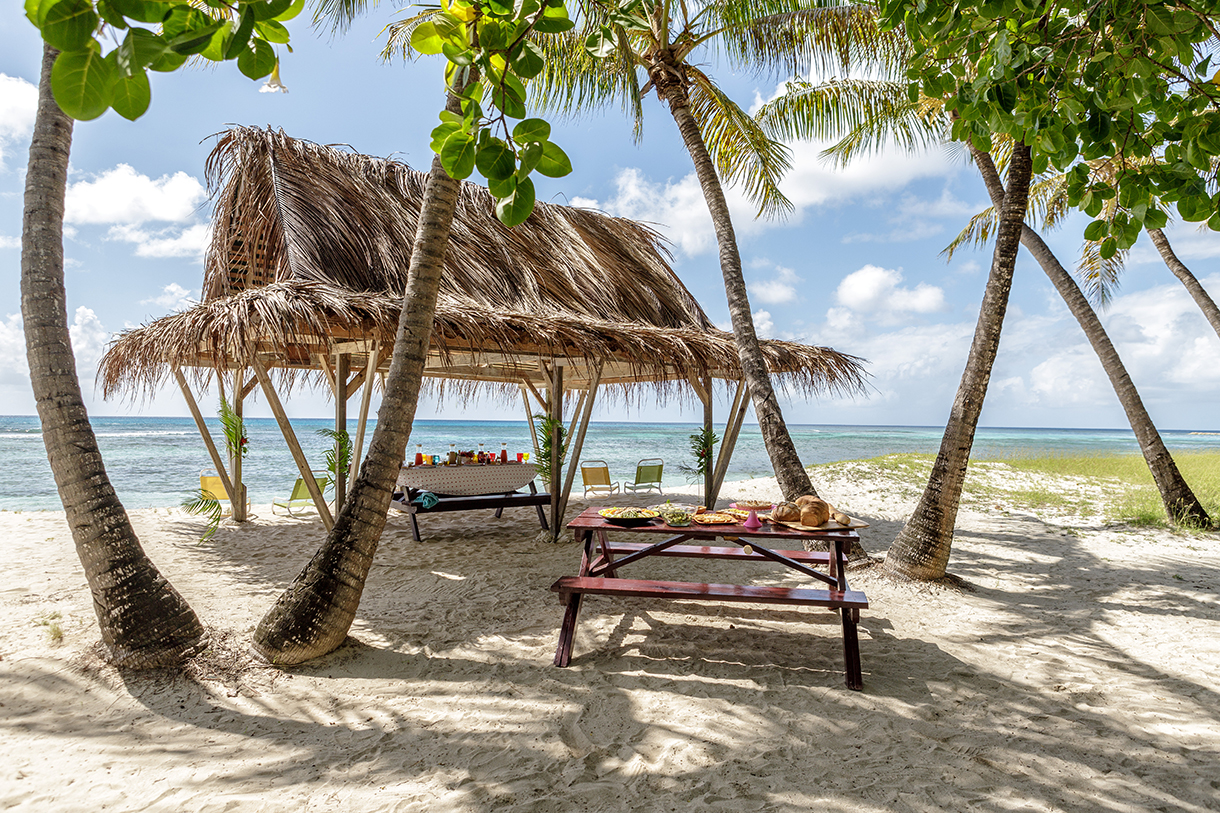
[[500, 442, 508, 463], [414, 443, 423, 466], [448, 443, 457, 465]]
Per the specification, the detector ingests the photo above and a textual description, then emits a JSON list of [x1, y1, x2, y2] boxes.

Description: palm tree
[[950, 157, 1220, 345], [22, 44, 206, 667], [527, 0, 900, 501], [759, 80, 1211, 543]]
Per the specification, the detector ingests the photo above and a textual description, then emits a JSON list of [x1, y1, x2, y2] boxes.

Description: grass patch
[[37, 611, 64, 645], [811, 451, 1220, 529]]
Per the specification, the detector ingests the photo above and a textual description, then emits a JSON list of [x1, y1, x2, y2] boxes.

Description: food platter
[[765, 515, 871, 531], [732, 501, 774, 511], [721, 508, 752, 520], [598, 507, 660, 527], [690, 511, 737, 525]]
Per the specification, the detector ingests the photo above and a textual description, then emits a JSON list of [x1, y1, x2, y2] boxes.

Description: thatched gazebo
[[100, 126, 867, 532]]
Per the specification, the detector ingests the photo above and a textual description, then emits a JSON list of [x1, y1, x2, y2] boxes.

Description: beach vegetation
[[17, 0, 297, 667], [251, 0, 578, 664], [37, 611, 64, 645], [678, 426, 719, 494], [527, 0, 897, 502]]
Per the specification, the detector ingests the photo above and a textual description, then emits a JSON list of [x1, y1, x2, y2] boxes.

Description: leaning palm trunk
[[1146, 227, 1220, 344], [884, 142, 1033, 580], [251, 94, 465, 664], [22, 44, 206, 666], [651, 66, 816, 503], [969, 154, 1210, 526]]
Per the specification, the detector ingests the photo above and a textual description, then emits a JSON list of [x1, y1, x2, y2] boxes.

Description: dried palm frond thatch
[[100, 127, 867, 402]]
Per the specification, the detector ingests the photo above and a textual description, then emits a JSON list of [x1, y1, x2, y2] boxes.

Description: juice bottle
[[414, 444, 423, 466], [500, 443, 508, 463]]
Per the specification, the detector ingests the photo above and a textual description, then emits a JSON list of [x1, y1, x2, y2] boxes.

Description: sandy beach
[[2, 469, 1218, 812]]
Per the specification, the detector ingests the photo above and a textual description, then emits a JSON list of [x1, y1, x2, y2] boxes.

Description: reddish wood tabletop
[[551, 507, 869, 689]]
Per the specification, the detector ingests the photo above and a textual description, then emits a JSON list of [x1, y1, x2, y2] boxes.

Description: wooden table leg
[[841, 607, 863, 690], [555, 528, 594, 667], [554, 591, 583, 667]]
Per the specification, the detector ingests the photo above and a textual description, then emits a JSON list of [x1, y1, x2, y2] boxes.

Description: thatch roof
[[100, 126, 866, 400]]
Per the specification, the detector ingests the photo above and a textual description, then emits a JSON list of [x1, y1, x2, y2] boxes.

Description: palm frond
[[756, 78, 944, 166], [315, 427, 353, 490], [1077, 238, 1127, 307], [532, 26, 648, 138], [181, 488, 223, 542], [688, 68, 793, 217], [381, 10, 445, 64], [714, 0, 906, 79], [942, 206, 997, 261]]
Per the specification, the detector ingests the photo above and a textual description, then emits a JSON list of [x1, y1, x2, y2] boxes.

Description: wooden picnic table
[[551, 507, 870, 689]]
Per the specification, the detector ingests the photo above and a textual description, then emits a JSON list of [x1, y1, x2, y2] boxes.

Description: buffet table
[[390, 462, 548, 541]]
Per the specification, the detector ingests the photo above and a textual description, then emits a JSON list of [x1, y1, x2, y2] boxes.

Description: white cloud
[[0, 235, 20, 249], [0, 74, 38, 172], [749, 265, 802, 305], [572, 168, 758, 256], [140, 282, 197, 312], [65, 164, 207, 225], [68, 307, 109, 368], [753, 309, 775, 337], [0, 308, 111, 386], [834, 265, 947, 322], [106, 223, 211, 259], [0, 313, 27, 385]]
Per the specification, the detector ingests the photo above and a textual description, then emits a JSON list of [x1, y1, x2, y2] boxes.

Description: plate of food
[[659, 508, 693, 527], [691, 511, 738, 525], [598, 507, 660, 527], [732, 500, 774, 511], [722, 508, 752, 520]]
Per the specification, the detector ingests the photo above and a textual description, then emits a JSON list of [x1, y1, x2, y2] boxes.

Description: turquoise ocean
[[1, 415, 1218, 511]]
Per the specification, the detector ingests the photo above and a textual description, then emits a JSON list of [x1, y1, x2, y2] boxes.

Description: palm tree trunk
[[22, 43, 206, 667], [884, 142, 1033, 581], [972, 155, 1210, 526], [653, 71, 815, 502], [1146, 227, 1220, 343], [251, 91, 467, 665]]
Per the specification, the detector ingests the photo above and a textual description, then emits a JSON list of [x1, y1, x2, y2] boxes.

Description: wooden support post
[[709, 380, 749, 506], [521, 383, 542, 461], [565, 389, 587, 457], [232, 367, 247, 522], [252, 355, 333, 530], [702, 375, 714, 509], [349, 343, 378, 488], [174, 366, 235, 505], [549, 365, 564, 539], [334, 352, 349, 510], [317, 352, 337, 397], [558, 364, 601, 523]]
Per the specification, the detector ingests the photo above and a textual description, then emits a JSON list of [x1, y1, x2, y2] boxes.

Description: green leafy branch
[[219, 396, 248, 460], [409, 0, 575, 225], [25, 0, 301, 121], [677, 427, 718, 484], [315, 427, 352, 494], [531, 411, 568, 483], [181, 488, 223, 541]]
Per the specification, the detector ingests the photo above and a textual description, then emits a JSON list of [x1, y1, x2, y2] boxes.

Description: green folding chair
[[272, 472, 331, 516], [623, 458, 664, 494]]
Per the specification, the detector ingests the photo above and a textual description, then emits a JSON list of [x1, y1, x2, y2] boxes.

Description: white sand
[[2, 474, 1218, 812]]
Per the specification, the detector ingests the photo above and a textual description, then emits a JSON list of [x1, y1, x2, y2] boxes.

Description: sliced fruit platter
[[598, 507, 660, 527]]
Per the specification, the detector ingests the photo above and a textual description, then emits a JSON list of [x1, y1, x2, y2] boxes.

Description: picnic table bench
[[551, 508, 869, 689]]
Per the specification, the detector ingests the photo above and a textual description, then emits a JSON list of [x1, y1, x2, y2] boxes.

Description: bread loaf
[[794, 494, 819, 507], [799, 499, 831, 527], [832, 511, 850, 526], [772, 501, 801, 522]]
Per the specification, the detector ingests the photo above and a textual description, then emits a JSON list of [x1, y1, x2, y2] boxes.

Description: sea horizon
[[2, 415, 1218, 511]]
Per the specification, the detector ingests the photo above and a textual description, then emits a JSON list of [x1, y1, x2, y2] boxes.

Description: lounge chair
[[581, 460, 620, 496], [272, 473, 332, 516], [623, 458, 664, 494], [199, 472, 250, 516]]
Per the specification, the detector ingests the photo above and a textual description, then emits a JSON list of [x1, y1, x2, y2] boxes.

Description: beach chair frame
[[623, 458, 664, 494], [580, 460, 620, 497]]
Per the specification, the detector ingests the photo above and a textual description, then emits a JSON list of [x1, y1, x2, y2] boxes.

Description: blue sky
[[2, 11, 1218, 431]]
